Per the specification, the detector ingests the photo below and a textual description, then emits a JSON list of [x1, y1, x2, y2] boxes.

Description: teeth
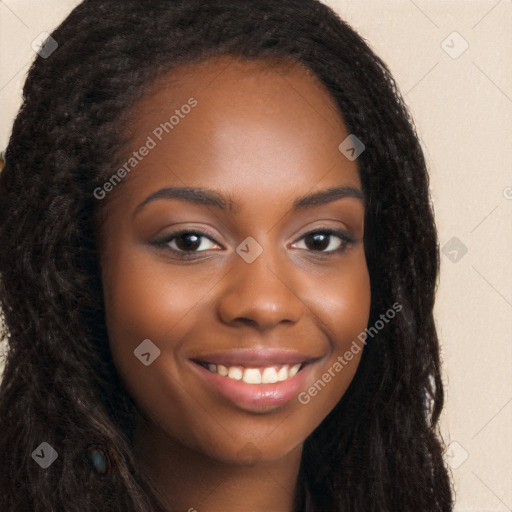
[[243, 368, 262, 384], [289, 363, 301, 377], [217, 364, 228, 377], [227, 366, 243, 380], [261, 367, 278, 384], [203, 362, 303, 384], [277, 365, 289, 381]]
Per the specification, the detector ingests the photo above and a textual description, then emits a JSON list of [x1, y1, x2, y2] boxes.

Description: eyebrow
[[134, 185, 364, 215]]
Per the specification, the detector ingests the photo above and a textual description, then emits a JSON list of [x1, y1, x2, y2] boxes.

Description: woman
[[0, 0, 453, 510]]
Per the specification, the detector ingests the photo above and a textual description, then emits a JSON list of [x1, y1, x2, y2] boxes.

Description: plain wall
[[0, 1, 511, 510]]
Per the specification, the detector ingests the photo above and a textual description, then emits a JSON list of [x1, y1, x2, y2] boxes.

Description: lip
[[190, 348, 317, 368], [188, 353, 320, 413]]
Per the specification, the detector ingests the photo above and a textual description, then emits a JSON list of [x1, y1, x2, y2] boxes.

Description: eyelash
[[150, 228, 356, 259]]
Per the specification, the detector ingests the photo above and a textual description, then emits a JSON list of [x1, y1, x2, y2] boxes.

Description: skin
[[99, 55, 371, 512]]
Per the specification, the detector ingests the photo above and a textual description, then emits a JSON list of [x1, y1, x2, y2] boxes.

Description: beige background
[[1, 1, 511, 510]]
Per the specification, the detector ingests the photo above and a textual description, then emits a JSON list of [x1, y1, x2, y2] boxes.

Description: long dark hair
[[0, 0, 453, 510]]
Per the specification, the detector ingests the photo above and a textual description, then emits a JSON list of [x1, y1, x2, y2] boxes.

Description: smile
[[197, 362, 304, 384], [189, 349, 321, 412]]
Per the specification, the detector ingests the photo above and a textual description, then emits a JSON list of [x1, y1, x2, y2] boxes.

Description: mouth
[[188, 348, 321, 412], [193, 360, 310, 384]]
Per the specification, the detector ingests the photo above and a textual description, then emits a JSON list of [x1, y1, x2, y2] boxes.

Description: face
[[99, 56, 371, 465]]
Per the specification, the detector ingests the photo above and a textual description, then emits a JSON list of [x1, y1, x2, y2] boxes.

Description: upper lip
[[190, 348, 320, 368]]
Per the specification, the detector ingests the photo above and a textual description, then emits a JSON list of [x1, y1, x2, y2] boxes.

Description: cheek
[[305, 247, 371, 350], [102, 246, 211, 345], [100, 245, 209, 409], [297, 249, 371, 407]]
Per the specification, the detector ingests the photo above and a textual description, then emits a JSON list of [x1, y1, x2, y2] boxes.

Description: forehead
[[110, 55, 361, 208]]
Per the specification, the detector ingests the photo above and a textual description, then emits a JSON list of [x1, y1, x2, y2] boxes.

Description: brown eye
[[304, 232, 331, 251], [150, 230, 220, 256], [292, 229, 354, 254], [174, 232, 203, 252]]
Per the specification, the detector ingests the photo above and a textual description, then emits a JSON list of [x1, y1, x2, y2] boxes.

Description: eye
[[150, 230, 220, 256], [150, 227, 355, 259], [292, 229, 355, 254]]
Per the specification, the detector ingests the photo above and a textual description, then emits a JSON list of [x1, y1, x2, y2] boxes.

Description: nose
[[216, 243, 305, 331]]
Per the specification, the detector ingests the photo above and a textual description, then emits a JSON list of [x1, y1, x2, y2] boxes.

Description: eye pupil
[[176, 233, 201, 251], [305, 233, 330, 251]]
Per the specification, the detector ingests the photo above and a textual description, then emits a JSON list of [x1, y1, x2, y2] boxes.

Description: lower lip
[[190, 360, 316, 412]]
